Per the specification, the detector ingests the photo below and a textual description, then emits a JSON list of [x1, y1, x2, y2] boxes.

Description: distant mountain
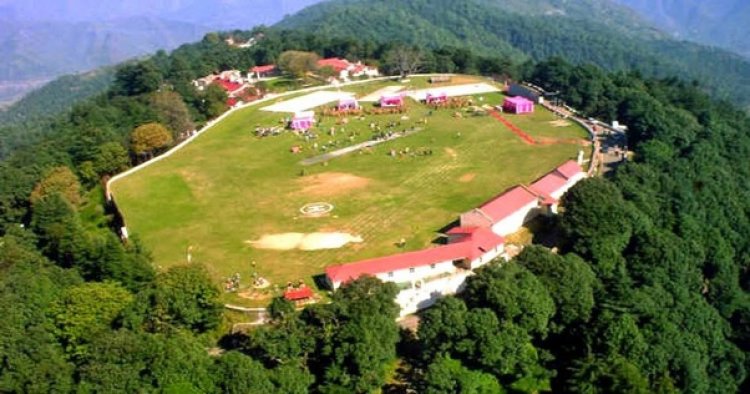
[[278, 0, 750, 104], [0, 0, 322, 106], [0, 16, 210, 86], [612, 0, 750, 58], [0, 0, 321, 27]]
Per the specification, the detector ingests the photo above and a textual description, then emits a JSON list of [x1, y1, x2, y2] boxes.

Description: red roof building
[[318, 57, 351, 72], [284, 286, 314, 301], [325, 227, 504, 288], [477, 186, 540, 223], [555, 160, 583, 179], [251, 65, 276, 73], [250, 64, 278, 79], [214, 79, 244, 94], [529, 160, 586, 211]]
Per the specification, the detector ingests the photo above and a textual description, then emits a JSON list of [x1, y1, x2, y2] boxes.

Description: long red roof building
[[325, 227, 504, 286]]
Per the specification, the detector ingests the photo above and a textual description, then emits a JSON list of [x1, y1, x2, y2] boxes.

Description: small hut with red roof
[[283, 286, 314, 304], [250, 64, 278, 79]]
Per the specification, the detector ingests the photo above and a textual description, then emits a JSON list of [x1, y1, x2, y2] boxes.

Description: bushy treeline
[[401, 59, 750, 392], [0, 27, 749, 392], [279, 0, 750, 106]]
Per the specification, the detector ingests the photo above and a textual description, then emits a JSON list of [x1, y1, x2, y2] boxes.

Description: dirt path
[[488, 110, 536, 144]]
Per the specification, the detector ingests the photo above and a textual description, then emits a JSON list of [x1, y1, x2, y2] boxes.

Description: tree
[[113, 61, 163, 96], [418, 297, 469, 361], [422, 355, 503, 394], [268, 296, 296, 322], [212, 351, 273, 394], [268, 364, 314, 394], [49, 282, 134, 356], [29, 166, 82, 207], [77, 330, 158, 392], [130, 122, 173, 158], [93, 142, 131, 176], [30, 192, 89, 267], [0, 255, 78, 393], [559, 178, 637, 278], [385, 46, 424, 77], [196, 84, 228, 120], [568, 355, 650, 394], [318, 65, 337, 79], [318, 277, 400, 392], [147, 263, 222, 333], [515, 246, 597, 331], [150, 90, 195, 138], [464, 263, 555, 336], [148, 332, 216, 392], [278, 51, 320, 79]]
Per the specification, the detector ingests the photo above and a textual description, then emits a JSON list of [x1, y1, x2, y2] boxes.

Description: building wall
[[374, 259, 457, 285], [396, 271, 472, 316], [490, 200, 540, 236], [550, 172, 587, 200], [468, 245, 504, 270]]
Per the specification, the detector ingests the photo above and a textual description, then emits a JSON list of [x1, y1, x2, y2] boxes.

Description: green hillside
[[278, 0, 750, 105]]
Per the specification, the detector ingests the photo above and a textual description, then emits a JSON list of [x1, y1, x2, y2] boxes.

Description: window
[[409, 267, 415, 273], [388, 272, 394, 278]]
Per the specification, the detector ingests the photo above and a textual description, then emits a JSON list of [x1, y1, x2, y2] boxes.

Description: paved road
[[299, 128, 422, 166]]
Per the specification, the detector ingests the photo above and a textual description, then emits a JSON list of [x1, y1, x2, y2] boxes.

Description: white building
[[529, 160, 587, 214], [460, 185, 542, 237], [323, 160, 586, 317], [325, 227, 505, 316], [461, 160, 587, 234], [317, 58, 380, 81]]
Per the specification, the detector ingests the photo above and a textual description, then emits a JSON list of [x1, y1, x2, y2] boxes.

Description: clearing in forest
[[111, 75, 590, 305]]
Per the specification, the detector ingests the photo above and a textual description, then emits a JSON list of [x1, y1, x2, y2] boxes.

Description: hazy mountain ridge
[[0, 16, 212, 105], [278, 0, 750, 104], [0, 0, 321, 105], [612, 0, 750, 58]]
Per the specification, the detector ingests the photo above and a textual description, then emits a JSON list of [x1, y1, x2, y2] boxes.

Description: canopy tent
[[291, 111, 315, 130], [503, 96, 534, 114]]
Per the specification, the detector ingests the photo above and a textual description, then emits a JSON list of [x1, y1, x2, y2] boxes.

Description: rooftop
[[477, 185, 540, 222], [504, 96, 534, 105], [318, 57, 351, 72], [325, 227, 503, 285], [251, 64, 276, 73]]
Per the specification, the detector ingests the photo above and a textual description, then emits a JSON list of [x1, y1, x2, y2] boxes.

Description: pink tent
[[503, 96, 534, 114], [426, 92, 448, 104], [291, 111, 315, 130], [338, 97, 359, 110], [380, 94, 404, 108]]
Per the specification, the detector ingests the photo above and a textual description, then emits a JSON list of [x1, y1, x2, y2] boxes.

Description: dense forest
[[279, 0, 750, 107], [0, 25, 749, 392]]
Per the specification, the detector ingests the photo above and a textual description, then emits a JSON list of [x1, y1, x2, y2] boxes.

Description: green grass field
[[111, 76, 590, 305]]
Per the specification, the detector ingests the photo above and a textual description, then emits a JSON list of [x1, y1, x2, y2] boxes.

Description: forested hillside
[[613, 0, 750, 58], [0, 24, 749, 392], [278, 0, 750, 106]]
